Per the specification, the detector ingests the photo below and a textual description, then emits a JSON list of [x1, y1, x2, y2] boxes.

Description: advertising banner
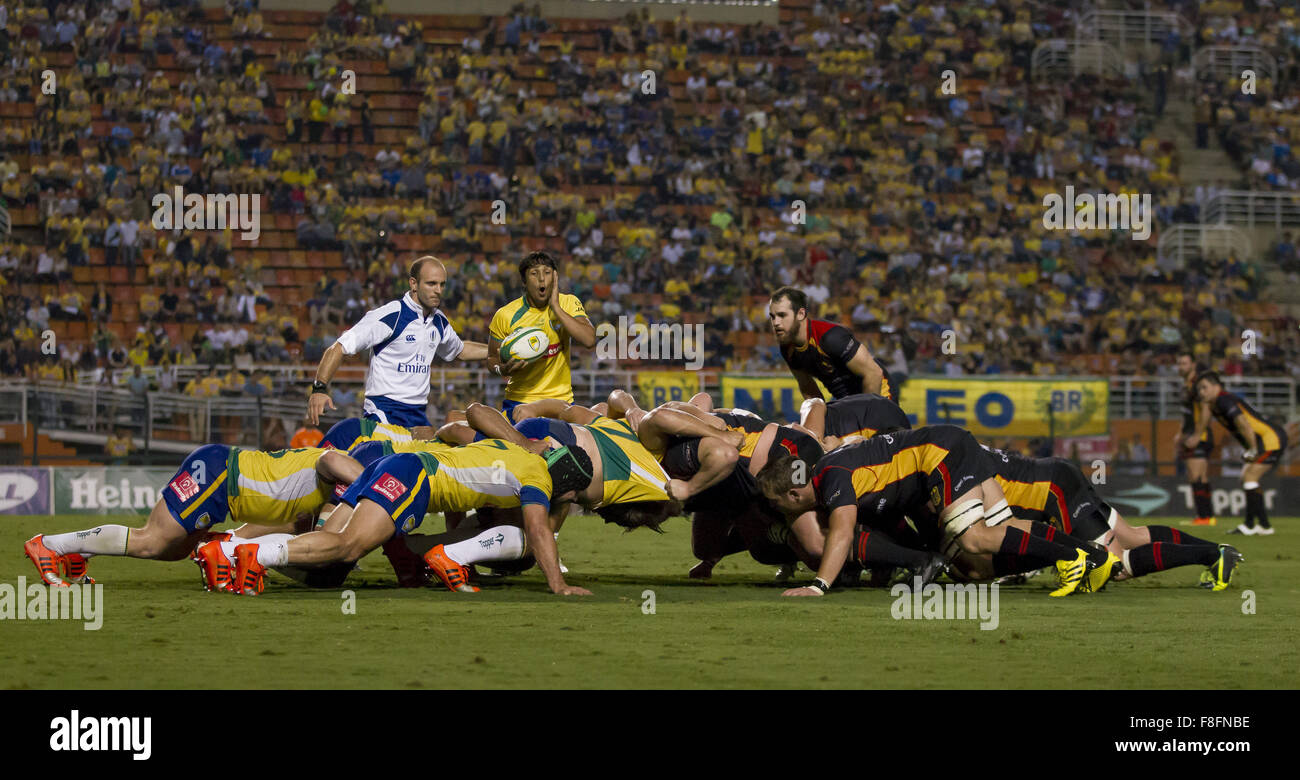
[[0, 468, 51, 515], [1096, 474, 1282, 519], [53, 467, 173, 515], [636, 371, 701, 409], [903, 377, 1109, 437], [720, 376, 825, 422]]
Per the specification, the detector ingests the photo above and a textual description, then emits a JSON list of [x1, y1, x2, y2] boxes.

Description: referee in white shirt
[[306, 256, 489, 428]]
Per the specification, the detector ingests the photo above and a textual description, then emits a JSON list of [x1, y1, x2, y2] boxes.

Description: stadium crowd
[[0, 0, 1297, 399]]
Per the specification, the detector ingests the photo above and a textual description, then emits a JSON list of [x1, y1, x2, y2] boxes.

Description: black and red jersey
[[810, 425, 991, 520], [1209, 391, 1287, 453], [780, 319, 895, 402], [825, 393, 911, 439]]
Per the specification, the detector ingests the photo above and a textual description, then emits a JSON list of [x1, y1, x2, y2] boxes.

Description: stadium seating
[[0, 0, 1296, 391]]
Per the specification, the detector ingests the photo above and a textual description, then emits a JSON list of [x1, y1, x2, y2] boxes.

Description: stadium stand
[[0, 0, 1297, 408]]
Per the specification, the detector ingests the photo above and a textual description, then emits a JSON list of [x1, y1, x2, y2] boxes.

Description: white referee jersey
[[335, 292, 464, 406]]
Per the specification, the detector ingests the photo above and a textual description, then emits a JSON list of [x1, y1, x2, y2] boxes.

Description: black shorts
[[662, 436, 701, 480], [1044, 458, 1114, 541], [1179, 431, 1214, 460], [662, 436, 760, 513], [765, 427, 822, 464], [1250, 446, 1286, 467], [914, 425, 994, 507]]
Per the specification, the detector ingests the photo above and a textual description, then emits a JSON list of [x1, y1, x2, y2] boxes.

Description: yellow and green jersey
[[321, 417, 414, 451], [583, 416, 670, 507], [489, 294, 588, 403], [227, 447, 334, 526]]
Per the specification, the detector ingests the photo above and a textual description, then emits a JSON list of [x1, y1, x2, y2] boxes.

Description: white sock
[[44, 525, 130, 556], [222, 533, 295, 561], [444, 526, 526, 565], [255, 541, 289, 567]]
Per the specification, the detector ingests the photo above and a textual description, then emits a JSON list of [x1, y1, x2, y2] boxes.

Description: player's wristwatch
[[311, 380, 329, 395], [808, 577, 830, 594]]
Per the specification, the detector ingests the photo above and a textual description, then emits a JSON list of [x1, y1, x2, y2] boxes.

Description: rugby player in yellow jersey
[[488, 251, 596, 421], [1194, 371, 1289, 535], [373, 402, 688, 591], [23, 445, 363, 586], [219, 439, 597, 596], [463, 402, 678, 530]]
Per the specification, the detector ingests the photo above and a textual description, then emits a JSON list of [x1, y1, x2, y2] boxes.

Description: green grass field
[[2, 514, 1298, 689]]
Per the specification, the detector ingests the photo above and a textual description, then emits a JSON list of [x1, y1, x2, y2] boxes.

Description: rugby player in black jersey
[[756, 426, 1119, 598], [1174, 352, 1217, 525], [1193, 371, 1289, 535], [768, 286, 897, 404]]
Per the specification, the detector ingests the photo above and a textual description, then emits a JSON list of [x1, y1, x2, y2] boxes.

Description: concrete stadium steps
[[0, 424, 94, 465], [1152, 96, 1244, 188]]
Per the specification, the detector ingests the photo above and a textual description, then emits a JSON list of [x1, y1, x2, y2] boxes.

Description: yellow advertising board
[[636, 371, 701, 408]]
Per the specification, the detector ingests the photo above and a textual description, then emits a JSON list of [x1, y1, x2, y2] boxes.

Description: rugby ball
[[500, 327, 550, 362]]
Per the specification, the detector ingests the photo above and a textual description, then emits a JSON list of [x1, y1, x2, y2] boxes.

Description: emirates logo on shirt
[[372, 474, 407, 502]]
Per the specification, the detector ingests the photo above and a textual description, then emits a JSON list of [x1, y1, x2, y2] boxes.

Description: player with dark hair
[[488, 250, 596, 422], [1193, 371, 1288, 536], [768, 286, 896, 404], [1174, 351, 1216, 525], [755, 426, 1118, 598]]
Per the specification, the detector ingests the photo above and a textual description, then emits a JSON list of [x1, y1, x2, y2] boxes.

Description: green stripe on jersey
[[226, 447, 241, 500], [588, 427, 632, 482]]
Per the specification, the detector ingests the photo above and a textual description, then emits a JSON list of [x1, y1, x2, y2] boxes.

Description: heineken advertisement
[[52, 467, 174, 515]]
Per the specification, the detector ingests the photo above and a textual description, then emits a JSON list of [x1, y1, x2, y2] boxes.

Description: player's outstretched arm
[[789, 510, 825, 561], [435, 421, 477, 445], [522, 503, 590, 596], [512, 398, 572, 422], [800, 397, 827, 440], [638, 407, 737, 454], [307, 342, 344, 424], [791, 368, 824, 402], [317, 450, 364, 488], [845, 344, 884, 396], [668, 437, 739, 501], [466, 402, 529, 446], [558, 404, 600, 425], [784, 505, 854, 597], [455, 340, 490, 361]]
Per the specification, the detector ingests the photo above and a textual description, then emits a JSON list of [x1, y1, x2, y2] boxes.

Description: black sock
[[1147, 525, 1217, 547], [1247, 489, 1269, 528], [851, 526, 931, 570], [1191, 480, 1214, 520], [1028, 522, 1107, 565], [996, 526, 1079, 571], [1125, 542, 1219, 577]]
